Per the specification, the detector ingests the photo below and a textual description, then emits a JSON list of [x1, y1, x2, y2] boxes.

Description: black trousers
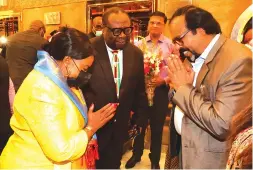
[[132, 85, 169, 164], [96, 133, 124, 169]]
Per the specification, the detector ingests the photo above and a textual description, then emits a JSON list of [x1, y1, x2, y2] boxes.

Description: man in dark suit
[[6, 20, 47, 91], [165, 5, 252, 169], [82, 7, 148, 169], [0, 56, 13, 153]]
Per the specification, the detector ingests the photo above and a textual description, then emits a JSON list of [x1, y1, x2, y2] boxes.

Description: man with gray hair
[[6, 20, 47, 91]]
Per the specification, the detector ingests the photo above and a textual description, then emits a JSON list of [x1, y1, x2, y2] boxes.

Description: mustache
[[116, 37, 128, 41], [179, 48, 200, 62]]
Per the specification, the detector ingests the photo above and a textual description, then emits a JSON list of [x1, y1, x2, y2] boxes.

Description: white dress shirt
[[174, 34, 221, 135]]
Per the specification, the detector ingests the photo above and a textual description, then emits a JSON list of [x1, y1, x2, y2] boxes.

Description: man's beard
[[179, 47, 200, 62], [108, 37, 129, 50]]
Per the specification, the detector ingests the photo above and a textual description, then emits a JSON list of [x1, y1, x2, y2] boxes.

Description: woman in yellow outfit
[[0, 27, 117, 169]]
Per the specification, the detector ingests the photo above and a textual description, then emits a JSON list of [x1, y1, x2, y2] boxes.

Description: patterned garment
[[226, 126, 252, 169], [164, 119, 180, 169], [164, 152, 179, 169], [112, 50, 121, 98]]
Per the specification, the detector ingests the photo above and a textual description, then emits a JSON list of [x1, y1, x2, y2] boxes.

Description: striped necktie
[[112, 50, 120, 98]]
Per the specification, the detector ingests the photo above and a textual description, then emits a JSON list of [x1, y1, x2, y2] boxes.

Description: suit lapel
[[119, 43, 134, 99], [94, 37, 117, 98], [196, 35, 227, 89]]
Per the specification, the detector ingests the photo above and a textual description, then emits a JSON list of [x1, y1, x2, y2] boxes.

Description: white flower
[[147, 51, 152, 58], [150, 58, 155, 64]]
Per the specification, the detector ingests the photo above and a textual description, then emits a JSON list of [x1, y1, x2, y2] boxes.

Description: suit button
[[114, 119, 117, 122]]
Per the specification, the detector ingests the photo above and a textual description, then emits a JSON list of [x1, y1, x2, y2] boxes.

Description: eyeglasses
[[106, 26, 133, 36], [72, 59, 88, 72], [149, 21, 164, 27], [172, 30, 191, 46]]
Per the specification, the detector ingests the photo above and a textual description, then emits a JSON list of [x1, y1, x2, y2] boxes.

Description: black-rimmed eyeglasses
[[172, 30, 191, 46], [106, 26, 133, 36]]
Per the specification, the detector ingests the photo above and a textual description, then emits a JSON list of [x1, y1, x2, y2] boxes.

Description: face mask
[[67, 70, 92, 88], [95, 30, 102, 37], [66, 59, 92, 88]]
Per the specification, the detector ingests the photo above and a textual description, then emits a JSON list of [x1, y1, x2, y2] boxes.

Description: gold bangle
[[85, 126, 95, 134]]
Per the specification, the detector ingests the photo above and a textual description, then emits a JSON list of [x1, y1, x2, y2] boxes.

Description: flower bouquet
[[138, 37, 163, 106]]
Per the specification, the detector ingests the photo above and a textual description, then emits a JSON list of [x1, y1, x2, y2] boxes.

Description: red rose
[[159, 62, 164, 68], [144, 66, 150, 75]]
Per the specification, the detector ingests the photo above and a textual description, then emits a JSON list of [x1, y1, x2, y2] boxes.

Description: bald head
[[29, 20, 46, 37], [102, 7, 131, 26], [92, 16, 102, 26], [29, 20, 45, 31]]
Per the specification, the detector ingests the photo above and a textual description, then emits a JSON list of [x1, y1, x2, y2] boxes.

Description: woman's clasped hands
[[86, 103, 119, 134]]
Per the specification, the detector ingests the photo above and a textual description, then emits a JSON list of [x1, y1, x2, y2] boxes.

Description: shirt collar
[[146, 34, 166, 43], [198, 34, 220, 60]]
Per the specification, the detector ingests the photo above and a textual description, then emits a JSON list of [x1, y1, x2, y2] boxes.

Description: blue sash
[[34, 50, 97, 139]]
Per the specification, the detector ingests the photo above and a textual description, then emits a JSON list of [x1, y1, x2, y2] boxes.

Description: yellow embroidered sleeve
[[20, 76, 88, 163]]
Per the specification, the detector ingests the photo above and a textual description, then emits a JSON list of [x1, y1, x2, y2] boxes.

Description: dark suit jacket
[[0, 57, 13, 153], [82, 36, 148, 151], [168, 35, 252, 169], [6, 30, 47, 91], [88, 32, 96, 39]]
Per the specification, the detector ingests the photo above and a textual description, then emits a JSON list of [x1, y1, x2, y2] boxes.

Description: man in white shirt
[[126, 11, 173, 169], [165, 5, 252, 169]]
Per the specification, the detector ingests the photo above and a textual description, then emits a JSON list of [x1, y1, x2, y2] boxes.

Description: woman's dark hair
[[150, 11, 168, 24], [44, 27, 94, 60], [169, 5, 221, 35], [229, 103, 252, 169]]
